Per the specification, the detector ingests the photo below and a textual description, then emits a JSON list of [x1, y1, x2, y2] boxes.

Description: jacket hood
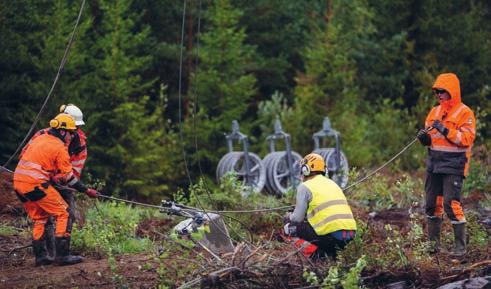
[[432, 73, 461, 108]]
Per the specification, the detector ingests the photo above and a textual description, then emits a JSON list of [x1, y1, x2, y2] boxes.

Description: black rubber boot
[[54, 237, 83, 266], [427, 217, 442, 253], [32, 237, 53, 266], [450, 223, 466, 257], [44, 218, 56, 259]]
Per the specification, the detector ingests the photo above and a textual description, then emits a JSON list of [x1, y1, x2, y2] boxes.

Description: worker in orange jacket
[[416, 72, 476, 257], [14, 113, 98, 266], [19, 104, 88, 259]]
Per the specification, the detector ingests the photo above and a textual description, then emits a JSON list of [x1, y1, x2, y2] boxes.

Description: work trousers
[[14, 182, 69, 240], [425, 172, 466, 223], [291, 221, 351, 258], [45, 189, 75, 234]]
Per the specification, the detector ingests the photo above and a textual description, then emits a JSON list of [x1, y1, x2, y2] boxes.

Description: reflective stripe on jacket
[[70, 128, 87, 178], [426, 73, 476, 176], [303, 175, 356, 235], [20, 127, 87, 179], [14, 133, 73, 186]]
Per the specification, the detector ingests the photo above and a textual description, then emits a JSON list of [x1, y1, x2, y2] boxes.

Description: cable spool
[[216, 121, 265, 196], [312, 117, 349, 188], [262, 119, 302, 197]]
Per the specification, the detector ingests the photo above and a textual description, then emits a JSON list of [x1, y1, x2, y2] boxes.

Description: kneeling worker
[[284, 153, 357, 258], [13, 113, 98, 266]]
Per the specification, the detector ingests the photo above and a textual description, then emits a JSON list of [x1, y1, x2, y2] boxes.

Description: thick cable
[[3, 0, 86, 169], [343, 127, 432, 192]]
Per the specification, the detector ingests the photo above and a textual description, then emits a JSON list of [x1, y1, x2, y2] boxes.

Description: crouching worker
[[284, 153, 356, 259], [13, 113, 99, 266]]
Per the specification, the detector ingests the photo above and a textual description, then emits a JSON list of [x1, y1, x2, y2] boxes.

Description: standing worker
[[416, 72, 476, 257], [13, 113, 98, 266], [19, 104, 88, 259], [45, 104, 88, 258], [284, 153, 357, 258]]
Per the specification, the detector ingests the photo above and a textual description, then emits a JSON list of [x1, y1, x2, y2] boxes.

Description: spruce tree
[[187, 0, 257, 178], [86, 0, 157, 196]]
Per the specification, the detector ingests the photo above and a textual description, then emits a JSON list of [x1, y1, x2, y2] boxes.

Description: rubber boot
[[44, 218, 56, 259], [32, 237, 53, 266], [427, 217, 442, 253], [450, 223, 466, 257], [54, 237, 83, 266]]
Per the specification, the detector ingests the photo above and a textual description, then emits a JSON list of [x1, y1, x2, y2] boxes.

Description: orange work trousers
[[14, 181, 69, 240]]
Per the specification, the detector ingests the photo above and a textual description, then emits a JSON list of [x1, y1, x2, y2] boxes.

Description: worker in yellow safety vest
[[284, 153, 357, 259]]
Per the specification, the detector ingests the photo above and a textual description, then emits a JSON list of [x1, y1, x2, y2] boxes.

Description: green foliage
[[175, 174, 288, 241], [0, 223, 18, 237], [156, 239, 202, 287], [341, 255, 367, 289], [304, 255, 367, 289], [81, 0, 159, 197], [350, 172, 394, 211], [462, 157, 489, 197], [466, 212, 489, 249], [1, 0, 490, 200], [71, 201, 152, 255], [349, 171, 422, 211], [255, 91, 295, 155], [366, 224, 410, 270], [186, 0, 257, 175]]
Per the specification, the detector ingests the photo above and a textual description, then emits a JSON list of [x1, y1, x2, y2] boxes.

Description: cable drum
[[262, 119, 302, 197], [263, 151, 302, 196], [312, 117, 350, 189], [313, 148, 349, 189], [216, 152, 266, 196]]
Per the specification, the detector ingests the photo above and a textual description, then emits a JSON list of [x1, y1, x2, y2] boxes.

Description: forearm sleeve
[[290, 184, 312, 223]]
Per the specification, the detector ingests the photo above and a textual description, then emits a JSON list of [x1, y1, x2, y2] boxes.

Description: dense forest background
[[1, 0, 490, 200]]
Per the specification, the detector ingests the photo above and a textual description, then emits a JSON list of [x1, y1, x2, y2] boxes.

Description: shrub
[[71, 201, 152, 255]]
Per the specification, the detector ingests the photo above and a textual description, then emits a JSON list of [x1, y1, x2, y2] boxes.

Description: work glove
[[85, 188, 99, 198], [432, 120, 449, 137], [416, 129, 431, 146]]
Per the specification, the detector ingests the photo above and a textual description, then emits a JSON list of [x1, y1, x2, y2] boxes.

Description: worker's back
[[14, 132, 71, 185]]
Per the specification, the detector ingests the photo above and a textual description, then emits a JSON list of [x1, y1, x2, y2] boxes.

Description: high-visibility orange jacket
[[20, 127, 87, 179], [425, 73, 476, 176], [14, 131, 74, 186]]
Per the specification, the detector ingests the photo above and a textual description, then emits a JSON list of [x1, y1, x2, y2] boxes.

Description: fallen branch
[[439, 259, 491, 282]]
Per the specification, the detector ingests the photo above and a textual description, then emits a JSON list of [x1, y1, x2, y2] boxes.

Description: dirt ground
[[1, 170, 490, 289]]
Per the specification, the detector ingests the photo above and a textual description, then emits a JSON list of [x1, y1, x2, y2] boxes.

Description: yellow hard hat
[[49, 113, 76, 130], [301, 153, 326, 176]]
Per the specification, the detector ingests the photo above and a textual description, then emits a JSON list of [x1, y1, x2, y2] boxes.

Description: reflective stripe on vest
[[304, 175, 356, 235]]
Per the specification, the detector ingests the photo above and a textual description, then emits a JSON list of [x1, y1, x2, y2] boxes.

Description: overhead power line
[[3, 0, 87, 169]]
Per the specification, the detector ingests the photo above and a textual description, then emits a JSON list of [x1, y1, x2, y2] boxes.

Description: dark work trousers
[[425, 172, 465, 223], [45, 189, 75, 258], [292, 221, 351, 258]]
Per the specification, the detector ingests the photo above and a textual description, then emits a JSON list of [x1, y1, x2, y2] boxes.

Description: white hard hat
[[60, 104, 85, 126]]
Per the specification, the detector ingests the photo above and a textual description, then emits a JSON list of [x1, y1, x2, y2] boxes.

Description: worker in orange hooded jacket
[[416, 73, 476, 257], [14, 113, 98, 266]]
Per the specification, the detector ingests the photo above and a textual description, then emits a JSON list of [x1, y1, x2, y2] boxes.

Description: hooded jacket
[[425, 73, 476, 176]]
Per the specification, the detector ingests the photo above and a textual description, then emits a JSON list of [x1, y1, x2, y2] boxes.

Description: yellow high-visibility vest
[[304, 175, 357, 235]]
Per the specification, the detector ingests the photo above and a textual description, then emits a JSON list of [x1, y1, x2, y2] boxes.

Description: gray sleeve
[[289, 183, 312, 223]]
